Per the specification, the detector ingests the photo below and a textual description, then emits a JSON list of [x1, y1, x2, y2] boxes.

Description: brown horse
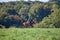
[[23, 22, 29, 28], [23, 19, 36, 28]]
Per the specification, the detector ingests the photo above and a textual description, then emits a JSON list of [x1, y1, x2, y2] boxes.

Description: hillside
[[0, 1, 60, 28]]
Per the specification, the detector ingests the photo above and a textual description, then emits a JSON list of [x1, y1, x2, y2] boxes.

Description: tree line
[[0, 0, 60, 28]]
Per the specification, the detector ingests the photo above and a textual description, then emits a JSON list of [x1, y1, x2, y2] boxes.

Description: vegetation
[[0, 28, 60, 40], [34, 4, 60, 28], [0, 0, 60, 28]]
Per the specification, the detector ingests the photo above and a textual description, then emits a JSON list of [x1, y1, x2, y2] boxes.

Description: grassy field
[[0, 28, 60, 40]]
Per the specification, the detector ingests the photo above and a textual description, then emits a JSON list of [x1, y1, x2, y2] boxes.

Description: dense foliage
[[0, 0, 60, 28]]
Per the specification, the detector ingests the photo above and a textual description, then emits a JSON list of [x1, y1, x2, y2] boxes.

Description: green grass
[[0, 28, 60, 40]]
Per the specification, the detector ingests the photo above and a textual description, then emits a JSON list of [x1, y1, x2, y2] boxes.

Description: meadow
[[0, 28, 60, 40]]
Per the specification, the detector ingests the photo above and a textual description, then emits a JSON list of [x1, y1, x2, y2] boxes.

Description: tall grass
[[0, 28, 60, 40]]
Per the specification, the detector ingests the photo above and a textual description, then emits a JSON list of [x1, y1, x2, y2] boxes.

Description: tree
[[35, 0, 39, 1], [34, 4, 60, 28], [28, 0, 31, 1], [49, 0, 55, 1], [20, 0, 25, 2]]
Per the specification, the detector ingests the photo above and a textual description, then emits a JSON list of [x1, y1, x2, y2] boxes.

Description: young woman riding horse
[[23, 18, 36, 28]]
